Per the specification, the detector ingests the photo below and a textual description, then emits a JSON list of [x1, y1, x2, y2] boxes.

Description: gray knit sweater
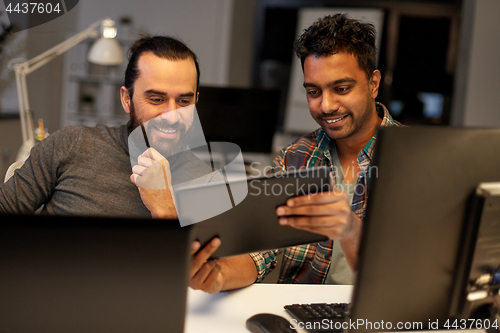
[[0, 124, 218, 217]]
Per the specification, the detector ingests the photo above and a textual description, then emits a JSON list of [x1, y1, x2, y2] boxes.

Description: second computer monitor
[[350, 126, 500, 332], [195, 86, 281, 154]]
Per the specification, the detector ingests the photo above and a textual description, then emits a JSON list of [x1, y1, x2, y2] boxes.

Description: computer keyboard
[[284, 303, 350, 333]]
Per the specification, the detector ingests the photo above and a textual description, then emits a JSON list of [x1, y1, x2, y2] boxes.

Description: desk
[[185, 284, 487, 333], [185, 284, 352, 333]]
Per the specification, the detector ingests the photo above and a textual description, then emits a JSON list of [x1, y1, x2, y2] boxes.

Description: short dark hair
[[124, 35, 200, 98], [293, 14, 377, 78]]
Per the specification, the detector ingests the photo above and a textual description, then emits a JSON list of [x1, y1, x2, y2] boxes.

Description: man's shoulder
[[55, 123, 126, 143], [65, 123, 125, 136], [279, 128, 326, 155], [53, 123, 108, 137], [41, 124, 128, 159], [38, 125, 88, 148], [270, 128, 330, 171], [377, 102, 404, 128]]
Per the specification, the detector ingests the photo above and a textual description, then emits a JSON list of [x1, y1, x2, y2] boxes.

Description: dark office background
[[250, 0, 462, 127]]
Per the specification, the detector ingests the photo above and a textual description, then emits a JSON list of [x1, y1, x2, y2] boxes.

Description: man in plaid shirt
[[249, 100, 401, 284], [194, 14, 402, 292], [247, 14, 403, 285]]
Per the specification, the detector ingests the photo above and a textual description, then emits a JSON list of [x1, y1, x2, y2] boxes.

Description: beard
[[128, 101, 193, 158], [317, 101, 374, 141], [147, 117, 191, 157]]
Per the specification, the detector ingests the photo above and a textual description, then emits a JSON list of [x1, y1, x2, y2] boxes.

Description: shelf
[[60, 38, 130, 129]]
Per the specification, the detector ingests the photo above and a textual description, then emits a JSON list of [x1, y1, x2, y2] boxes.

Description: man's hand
[[275, 186, 362, 269], [190, 238, 223, 294], [276, 191, 360, 240], [130, 148, 177, 219], [189, 238, 259, 293]]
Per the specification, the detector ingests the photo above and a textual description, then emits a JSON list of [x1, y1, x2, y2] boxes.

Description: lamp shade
[[87, 37, 123, 65]]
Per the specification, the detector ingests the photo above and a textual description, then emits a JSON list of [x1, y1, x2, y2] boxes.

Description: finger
[[191, 259, 217, 283], [160, 159, 172, 183], [133, 165, 169, 190], [281, 213, 356, 240], [138, 148, 153, 160], [190, 238, 221, 278], [141, 147, 166, 162], [200, 264, 222, 293], [286, 190, 348, 207], [277, 200, 351, 218], [190, 260, 220, 291], [130, 174, 137, 185], [147, 149, 172, 178], [286, 222, 345, 240], [137, 155, 154, 168], [191, 241, 201, 254], [282, 216, 348, 240], [280, 215, 347, 228], [329, 170, 335, 188], [132, 164, 146, 176]]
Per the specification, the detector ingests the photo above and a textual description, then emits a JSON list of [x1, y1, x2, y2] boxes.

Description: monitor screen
[[195, 86, 281, 154], [0, 215, 192, 332], [349, 126, 500, 332]]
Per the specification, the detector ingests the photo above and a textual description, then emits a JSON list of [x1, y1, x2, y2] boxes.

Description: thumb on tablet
[[329, 170, 335, 190]]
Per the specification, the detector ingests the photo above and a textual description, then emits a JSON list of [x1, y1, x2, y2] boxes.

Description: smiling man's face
[[303, 52, 381, 142], [121, 52, 198, 155]]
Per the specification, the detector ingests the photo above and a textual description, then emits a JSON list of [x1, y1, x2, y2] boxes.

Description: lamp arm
[[7, 18, 109, 161], [12, 18, 105, 76]]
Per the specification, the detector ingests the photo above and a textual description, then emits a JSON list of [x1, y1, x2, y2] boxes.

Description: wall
[[75, 0, 236, 87], [25, 8, 79, 133], [451, 0, 500, 127], [2, 0, 255, 159], [228, 0, 256, 87], [30, 0, 254, 130]]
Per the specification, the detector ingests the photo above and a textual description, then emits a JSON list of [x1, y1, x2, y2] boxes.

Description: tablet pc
[[177, 166, 331, 258]]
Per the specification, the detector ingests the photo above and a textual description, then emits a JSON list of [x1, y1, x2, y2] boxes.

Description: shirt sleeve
[[249, 249, 280, 282], [0, 128, 77, 213], [264, 147, 287, 176]]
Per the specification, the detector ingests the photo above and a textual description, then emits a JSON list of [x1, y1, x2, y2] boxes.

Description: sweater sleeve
[[0, 127, 78, 213]]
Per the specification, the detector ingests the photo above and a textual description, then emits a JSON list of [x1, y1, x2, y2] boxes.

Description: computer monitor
[[349, 126, 500, 332], [195, 86, 281, 154], [0, 214, 192, 333], [454, 182, 500, 323]]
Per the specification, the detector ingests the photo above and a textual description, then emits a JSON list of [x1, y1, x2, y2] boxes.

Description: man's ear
[[369, 70, 381, 99], [120, 86, 132, 114], [196, 91, 199, 104]]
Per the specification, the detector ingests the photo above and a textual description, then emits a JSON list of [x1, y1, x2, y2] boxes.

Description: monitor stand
[[459, 182, 500, 332]]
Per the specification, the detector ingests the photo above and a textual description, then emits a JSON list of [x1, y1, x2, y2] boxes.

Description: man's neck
[[335, 108, 382, 161]]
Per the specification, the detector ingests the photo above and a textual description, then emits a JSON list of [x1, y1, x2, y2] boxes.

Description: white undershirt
[[325, 144, 357, 285]]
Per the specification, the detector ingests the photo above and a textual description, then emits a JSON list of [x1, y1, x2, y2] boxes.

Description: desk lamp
[[7, 18, 123, 162]]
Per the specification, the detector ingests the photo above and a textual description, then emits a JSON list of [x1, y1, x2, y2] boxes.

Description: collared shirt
[[249, 103, 403, 284]]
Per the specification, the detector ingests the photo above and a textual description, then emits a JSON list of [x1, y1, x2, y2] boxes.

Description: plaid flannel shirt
[[249, 103, 402, 284]]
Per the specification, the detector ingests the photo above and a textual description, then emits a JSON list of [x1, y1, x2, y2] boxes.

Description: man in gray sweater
[[0, 35, 256, 293], [0, 36, 215, 217]]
